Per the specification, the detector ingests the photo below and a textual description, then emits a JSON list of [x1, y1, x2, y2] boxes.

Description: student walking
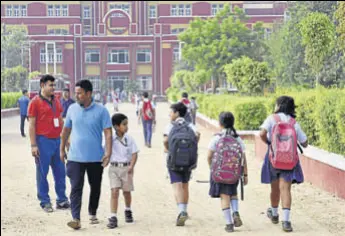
[[107, 113, 139, 229], [190, 96, 199, 125], [138, 92, 156, 148], [207, 112, 248, 232], [163, 102, 200, 226], [259, 96, 308, 232], [28, 75, 69, 212], [180, 92, 193, 123], [60, 79, 112, 230]]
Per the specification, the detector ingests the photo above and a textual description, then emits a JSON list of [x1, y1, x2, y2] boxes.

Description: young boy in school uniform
[[163, 102, 200, 226], [107, 113, 139, 229]]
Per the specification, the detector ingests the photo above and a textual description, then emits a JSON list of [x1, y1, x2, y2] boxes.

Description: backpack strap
[[289, 117, 296, 126], [272, 114, 281, 123]]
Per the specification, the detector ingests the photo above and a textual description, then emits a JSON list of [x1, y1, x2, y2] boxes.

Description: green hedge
[[1, 92, 22, 109], [166, 88, 345, 155]]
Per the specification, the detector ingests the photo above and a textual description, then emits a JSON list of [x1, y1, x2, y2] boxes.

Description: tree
[[1, 24, 28, 69], [224, 57, 271, 95], [1, 66, 28, 92], [299, 13, 335, 84], [29, 71, 41, 80], [335, 1, 345, 55], [303, 1, 338, 18], [179, 5, 267, 92], [123, 79, 140, 94]]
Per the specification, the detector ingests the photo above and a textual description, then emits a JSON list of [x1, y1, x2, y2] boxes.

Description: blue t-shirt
[[18, 96, 30, 116], [60, 98, 75, 118], [65, 102, 112, 162]]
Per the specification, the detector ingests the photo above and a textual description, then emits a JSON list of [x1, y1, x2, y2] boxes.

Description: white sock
[[178, 203, 185, 213], [110, 213, 117, 218], [125, 207, 131, 211], [283, 208, 290, 222], [272, 207, 279, 216], [231, 199, 239, 213], [223, 208, 233, 225], [182, 203, 188, 212]]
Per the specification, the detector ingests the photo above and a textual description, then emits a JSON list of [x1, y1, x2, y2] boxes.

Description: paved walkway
[[1, 103, 345, 236]]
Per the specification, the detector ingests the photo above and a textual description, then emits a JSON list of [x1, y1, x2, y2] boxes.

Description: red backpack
[[269, 114, 298, 170], [142, 100, 154, 120], [211, 133, 244, 184]]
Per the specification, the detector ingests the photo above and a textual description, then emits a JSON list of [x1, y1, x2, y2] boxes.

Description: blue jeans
[[142, 119, 153, 145], [36, 135, 68, 207]]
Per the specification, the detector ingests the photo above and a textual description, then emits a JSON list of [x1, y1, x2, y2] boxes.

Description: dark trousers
[[20, 115, 27, 135], [66, 161, 104, 220], [142, 119, 153, 145]]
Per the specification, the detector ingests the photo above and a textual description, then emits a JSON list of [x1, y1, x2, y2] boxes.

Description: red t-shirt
[[28, 95, 63, 139]]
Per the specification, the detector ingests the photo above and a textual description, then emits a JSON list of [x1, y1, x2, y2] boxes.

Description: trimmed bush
[[235, 102, 267, 130], [1, 92, 22, 109]]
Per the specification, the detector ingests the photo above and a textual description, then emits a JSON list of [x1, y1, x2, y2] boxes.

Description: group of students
[[27, 75, 308, 233]]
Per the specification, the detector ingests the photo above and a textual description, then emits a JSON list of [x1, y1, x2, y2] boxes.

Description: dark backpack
[[167, 122, 198, 172]]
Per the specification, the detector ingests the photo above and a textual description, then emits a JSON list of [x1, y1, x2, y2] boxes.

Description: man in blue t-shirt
[[17, 89, 30, 137], [60, 79, 112, 230]]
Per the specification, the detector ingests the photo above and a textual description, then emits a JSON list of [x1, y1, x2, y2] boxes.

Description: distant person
[[28, 74, 70, 213], [180, 92, 193, 123], [138, 92, 156, 148], [17, 89, 30, 137], [60, 88, 75, 119], [190, 96, 199, 125]]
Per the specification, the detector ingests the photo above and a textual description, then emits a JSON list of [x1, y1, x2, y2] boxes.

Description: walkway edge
[[196, 111, 345, 199], [1, 108, 19, 118]]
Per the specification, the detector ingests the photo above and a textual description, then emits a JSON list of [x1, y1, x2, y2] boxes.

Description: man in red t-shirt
[[28, 74, 69, 213]]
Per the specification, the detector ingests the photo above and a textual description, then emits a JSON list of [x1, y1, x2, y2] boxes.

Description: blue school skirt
[[209, 175, 239, 198], [261, 148, 304, 184]]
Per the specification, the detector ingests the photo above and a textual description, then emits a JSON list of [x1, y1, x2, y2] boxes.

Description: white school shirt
[[163, 117, 198, 136], [208, 130, 246, 152], [107, 133, 139, 163], [260, 113, 307, 143]]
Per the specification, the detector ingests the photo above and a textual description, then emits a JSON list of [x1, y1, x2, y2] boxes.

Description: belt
[[110, 162, 130, 167]]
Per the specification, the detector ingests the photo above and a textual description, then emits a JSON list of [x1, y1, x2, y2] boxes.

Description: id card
[[53, 118, 60, 127]]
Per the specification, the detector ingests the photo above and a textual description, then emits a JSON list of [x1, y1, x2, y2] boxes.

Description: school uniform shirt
[[163, 117, 198, 136], [208, 130, 246, 152], [260, 113, 307, 144], [108, 133, 139, 163]]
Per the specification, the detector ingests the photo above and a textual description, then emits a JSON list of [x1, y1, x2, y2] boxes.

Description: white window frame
[[110, 4, 130, 17], [136, 49, 151, 63], [86, 76, 101, 91], [6, 5, 12, 17], [83, 5, 91, 18], [21, 5, 27, 17], [107, 49, 129, 64], [171, 4, 177, 16], [185, 4, 191, 16], [107, 75, 129, 91], [40, 48, 62, 63], [55, 5, 61, 16], [62, 5, 68, 16], [211, 4, 224, 16], [56, 48, 63, 63], [85, 49, 100, 63], [137, 76, 152, 91], [149, 5, 157, 18], [173, 46, 180, 62], [178, 4, 184, 16], [48, 5, 54, 16], [13, 5, 20, 17], [40, 48, 46, 63], [83, 25, 91, 35]]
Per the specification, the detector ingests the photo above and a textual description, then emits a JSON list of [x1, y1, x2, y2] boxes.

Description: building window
[[264, 28, 272, 39], [85, 76, 101, 91], [171, 28, 185, 34], [83, 25, 91, 35], [284, 11, 291, 22], [55, 5, 61, 16], [137, 76, 152, 90], [107, 75, 129, 91], [21, 5, 27, 16], [149, 5, 157, 18], [136, 49, 151, 63], [62, 5, 68, 16], [107, 49, 129, 64], [47, 29, 68, 35], [40, 48, 63, 63], [83, 6, 91, 18], [173, 46, 180, 62], [178, 4, 184, 16], [171, 5, 177, 16], [6, 5, 12, 16], [185, 4, 191, 16], [109, 4, 130, 17], [211, 4, 224, 16], [85, 49, 100, 63], [48, 5, 54, 16], [13, 5, 20, 17]]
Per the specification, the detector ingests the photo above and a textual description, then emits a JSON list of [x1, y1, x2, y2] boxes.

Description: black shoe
[[282, 221, 293, 232], [267, 208, 279, 224], [233, 212, 243, 227], [107, 216, 118, 229], [225, 224, 234, 232], [176, 212, 188, 226], [56, 201, 70, 210], [125, 210, 134, 223], [42, 203, 54, 213], [21, 134, 26, 138]]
